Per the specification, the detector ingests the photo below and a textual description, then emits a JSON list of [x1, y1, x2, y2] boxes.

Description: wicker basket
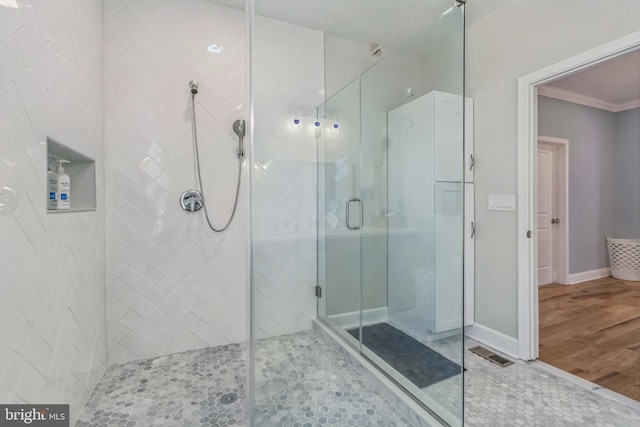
[[606, 237, 640, 281]]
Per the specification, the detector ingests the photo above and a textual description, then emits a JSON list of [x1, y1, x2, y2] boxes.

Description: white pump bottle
[[48, 159, 71, 210]]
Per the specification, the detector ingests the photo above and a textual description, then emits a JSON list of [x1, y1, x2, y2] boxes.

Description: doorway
[[518, 31, 640, 403], [517, 32, 640, 359]]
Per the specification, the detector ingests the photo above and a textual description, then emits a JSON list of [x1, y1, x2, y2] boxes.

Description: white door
[[537, 143, 556, 285]]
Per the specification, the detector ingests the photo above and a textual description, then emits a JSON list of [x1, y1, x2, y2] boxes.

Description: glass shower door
[[358, 5, 465, 425], [317, 3, 466, 425], [317, 79, 362, 347]]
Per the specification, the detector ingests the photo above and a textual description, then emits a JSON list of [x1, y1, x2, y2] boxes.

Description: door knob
[[551, 218, 560, 224]]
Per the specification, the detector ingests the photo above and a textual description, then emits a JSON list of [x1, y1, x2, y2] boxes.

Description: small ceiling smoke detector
[[370, 43, 382, 57]]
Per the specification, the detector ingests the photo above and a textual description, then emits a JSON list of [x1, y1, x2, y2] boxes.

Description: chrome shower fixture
[[180, 190, 203, 212], [370, 43, 382, 57], [233, 119, 246, 138], [233, 119, 246, 158], [185, 80, 244, 232], [189, 80, 199, 95]]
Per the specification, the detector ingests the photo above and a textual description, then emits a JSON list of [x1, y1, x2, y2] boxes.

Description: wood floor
[[539, 277, 640, 402]]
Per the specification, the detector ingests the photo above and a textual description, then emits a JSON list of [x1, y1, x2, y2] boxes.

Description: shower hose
[[190, 92, 243, 232]]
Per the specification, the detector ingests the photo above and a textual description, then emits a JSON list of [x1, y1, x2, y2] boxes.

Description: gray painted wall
[[538, 100, 640, 274], [538, 96, 616, 274], [467, 0, 640, 338], [613, 107, 640, 239]]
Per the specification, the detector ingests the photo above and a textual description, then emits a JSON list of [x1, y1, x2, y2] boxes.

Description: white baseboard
[[568, 267, 611, 285], [328, 307, 389, 330], [465, 323, 519, 359]]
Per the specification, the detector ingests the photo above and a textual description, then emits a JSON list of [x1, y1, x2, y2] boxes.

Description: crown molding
[[615, 99, 640, 112], [538, 85, 640, 112]]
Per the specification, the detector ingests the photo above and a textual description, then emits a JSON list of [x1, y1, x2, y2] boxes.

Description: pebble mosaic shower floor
[[77, 330, 640, 426], [75, 331, 411, 427], [75, 341, 247, 426]]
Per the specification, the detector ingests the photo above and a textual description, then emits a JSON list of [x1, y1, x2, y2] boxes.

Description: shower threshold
[[313, 320, 455, 427]]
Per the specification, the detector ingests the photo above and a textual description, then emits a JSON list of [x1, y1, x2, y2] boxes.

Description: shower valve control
[[181, 190, 203, 212]]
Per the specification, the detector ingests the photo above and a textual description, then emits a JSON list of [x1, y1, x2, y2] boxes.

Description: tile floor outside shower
[[426, 336, 640, 426], [77, 329, 640, 427]]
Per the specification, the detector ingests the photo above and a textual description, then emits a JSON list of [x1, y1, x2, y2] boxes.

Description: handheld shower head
[[189, 80, 199, 95], [233, 119, 246, 138], [233, 119, 246, 158]]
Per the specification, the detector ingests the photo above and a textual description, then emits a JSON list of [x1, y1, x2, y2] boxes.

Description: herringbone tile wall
[[0, 0, 106, 423], [252, 17, 324, 338], [104, 0, 249, 365], [103, 0, 323, 362]]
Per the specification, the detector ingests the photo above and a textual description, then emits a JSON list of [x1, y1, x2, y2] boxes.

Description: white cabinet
[[464, 97, 475, 325], [465, 97, 474, 183], [387, 91, 474, 340], [464, 183, 475, 326]]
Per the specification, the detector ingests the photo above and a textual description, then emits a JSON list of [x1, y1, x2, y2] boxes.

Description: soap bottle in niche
[[54, 159, 71, 210], [47, 166, 57, 210]]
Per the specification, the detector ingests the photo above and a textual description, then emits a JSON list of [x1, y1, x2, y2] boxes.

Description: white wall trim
[[518, 30, 640, 361], [615, 99, 640, 112], [568, 267, 611, 285], [465, 323, 519, 359], [328, 307, 389, 330], [538, 85, 640, 113]]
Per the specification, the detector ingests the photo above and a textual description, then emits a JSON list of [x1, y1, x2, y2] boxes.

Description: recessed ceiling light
[[208, 44, 222, 53]]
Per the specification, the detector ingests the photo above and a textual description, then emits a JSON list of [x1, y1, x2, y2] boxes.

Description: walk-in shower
[[0, 0, 467, 425], [182, 80, 246, 232], [10, 2, 640, 426], [250, 0, 466, 425]]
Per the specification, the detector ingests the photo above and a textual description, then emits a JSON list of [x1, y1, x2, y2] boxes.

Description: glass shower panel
[[317, 79, 362, 346], [251, 0, 465, 425], [359, 5, 465, 425], [249, 6, 325, 426]]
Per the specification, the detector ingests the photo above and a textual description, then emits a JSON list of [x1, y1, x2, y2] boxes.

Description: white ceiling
[[211, 0, 511, 49], [541, 49, 640, 112]]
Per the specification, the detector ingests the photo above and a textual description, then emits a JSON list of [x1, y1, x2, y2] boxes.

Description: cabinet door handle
[[346, 198, 362, 230], [551, 218, 560, 224], [470, 221, 475, 238]]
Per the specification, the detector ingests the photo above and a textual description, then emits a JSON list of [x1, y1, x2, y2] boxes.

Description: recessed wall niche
[[46, 137, 96, 213]]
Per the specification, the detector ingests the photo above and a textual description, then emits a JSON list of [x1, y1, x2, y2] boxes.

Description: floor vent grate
[[469, 346, 514, 367]]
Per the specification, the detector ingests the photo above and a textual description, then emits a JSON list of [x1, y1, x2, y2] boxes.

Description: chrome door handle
[[346, 198, 362, 230]]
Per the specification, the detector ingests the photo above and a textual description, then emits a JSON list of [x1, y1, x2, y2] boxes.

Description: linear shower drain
[[469, 346, 514, 367], [220, 393, 239, 405]]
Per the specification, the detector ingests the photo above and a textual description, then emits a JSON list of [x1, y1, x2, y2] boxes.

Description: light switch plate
[[488, 195, 515, 211]]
